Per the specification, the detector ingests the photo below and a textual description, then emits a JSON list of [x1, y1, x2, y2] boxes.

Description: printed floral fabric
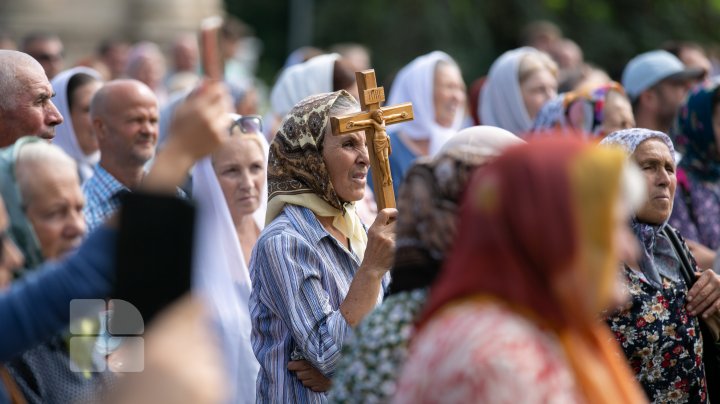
[[329, 289, 427, 404], [393, 300, 583, 404], [670, 168, 720, 251], [607, 268, 707, 403]]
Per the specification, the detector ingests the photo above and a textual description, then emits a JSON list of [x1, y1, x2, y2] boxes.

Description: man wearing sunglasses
[[21, 32, 64, 81]]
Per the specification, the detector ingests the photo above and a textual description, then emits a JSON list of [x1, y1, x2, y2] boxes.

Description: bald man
[[82, 79, 159, 230], [0, 50, 64, 146]]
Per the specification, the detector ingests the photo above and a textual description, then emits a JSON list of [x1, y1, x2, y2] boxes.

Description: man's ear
[[92, 118, 106, 141]]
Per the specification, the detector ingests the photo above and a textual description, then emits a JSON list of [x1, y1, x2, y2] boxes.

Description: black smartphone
[[110, 193, 195, 333]]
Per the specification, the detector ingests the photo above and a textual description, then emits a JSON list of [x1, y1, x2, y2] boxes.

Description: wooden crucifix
[[330, 70, 414, 210]]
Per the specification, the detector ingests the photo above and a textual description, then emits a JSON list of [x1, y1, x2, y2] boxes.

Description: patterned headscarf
[[389, 126, 522, 295], [673, 81, 720, 181], [600, 128, 681, 288], [532, 82, 626, 139], [266, 90, 367, 258]]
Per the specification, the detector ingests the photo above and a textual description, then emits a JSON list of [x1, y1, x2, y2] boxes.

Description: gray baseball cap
[[621, 50, 705, 100]]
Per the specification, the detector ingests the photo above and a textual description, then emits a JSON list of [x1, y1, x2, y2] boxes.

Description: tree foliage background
[[227, 0, 720, 88]]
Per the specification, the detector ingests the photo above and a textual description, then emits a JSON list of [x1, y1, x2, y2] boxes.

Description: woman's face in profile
[[322, 129, 369, 203]]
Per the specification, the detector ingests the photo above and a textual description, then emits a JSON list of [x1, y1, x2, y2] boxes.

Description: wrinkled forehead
[[633, 137, 675, 160], [601, 129, 675, 160]]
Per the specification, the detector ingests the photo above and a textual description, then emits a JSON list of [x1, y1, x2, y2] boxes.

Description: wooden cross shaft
[[330, 69, 414, 211]]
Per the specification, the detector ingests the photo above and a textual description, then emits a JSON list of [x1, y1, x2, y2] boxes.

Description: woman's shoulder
[[256, 205, 322, 248], [425, 301, 564, 351], [395, 300, 580, 403]]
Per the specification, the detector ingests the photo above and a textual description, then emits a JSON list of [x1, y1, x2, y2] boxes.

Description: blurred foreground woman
[[394, 138, 648, 403]]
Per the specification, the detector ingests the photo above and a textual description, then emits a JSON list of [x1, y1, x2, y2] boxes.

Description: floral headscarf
[[600, 128, 681, 289], [673, 81, 720, 181], [266, 90, 367, 258], [532, 82, 626, 139]]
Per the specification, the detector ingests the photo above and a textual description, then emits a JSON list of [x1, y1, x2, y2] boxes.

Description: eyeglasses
[[31, 52, 63, 63], [230, 115, 263, 135]]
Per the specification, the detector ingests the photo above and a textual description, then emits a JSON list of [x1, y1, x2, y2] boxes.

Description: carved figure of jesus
[[351, 109, 403, 186]]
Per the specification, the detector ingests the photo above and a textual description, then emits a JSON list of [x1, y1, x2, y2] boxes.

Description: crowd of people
[[1, 16, 720, 404]]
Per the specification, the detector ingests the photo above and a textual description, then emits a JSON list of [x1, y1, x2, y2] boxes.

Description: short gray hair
[[0, 50, 41, 111], [16, 141, 78, 206]]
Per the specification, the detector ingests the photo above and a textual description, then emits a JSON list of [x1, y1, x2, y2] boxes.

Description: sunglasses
[[230, 115, 263, 135], [31, 52, 63, 63]]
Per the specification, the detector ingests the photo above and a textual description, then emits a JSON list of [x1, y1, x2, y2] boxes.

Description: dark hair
[[67, 73, 99, 111], [332, 58, 355, 92], [713, 85, 720, 112], [662, 40, 707, 59], [97, 38, 128, 57], [21, 31, 61, 51]]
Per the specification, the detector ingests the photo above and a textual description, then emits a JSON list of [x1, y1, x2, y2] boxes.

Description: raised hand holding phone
[[200, 16, 224, 81]]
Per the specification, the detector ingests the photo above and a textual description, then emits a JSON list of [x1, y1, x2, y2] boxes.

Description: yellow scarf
[[266, 194, 367, 260]]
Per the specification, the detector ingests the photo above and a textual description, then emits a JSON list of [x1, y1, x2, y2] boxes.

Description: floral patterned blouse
[[607, 268, 707, 403], [329, 289, 427, 403], [393, 300, 583, 404]]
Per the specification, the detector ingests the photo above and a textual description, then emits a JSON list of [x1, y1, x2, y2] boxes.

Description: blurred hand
[[107, 295, 227, 404], [686, 240, 716, 271], [687, 270, 720, 319], [287, 360, 332, 392], [361, 208, 397, 278], [164, 80, 233, 164], [141, 81, 232, 192]]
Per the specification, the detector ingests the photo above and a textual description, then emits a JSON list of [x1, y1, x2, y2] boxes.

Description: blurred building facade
[[0, 0, 223, 63]]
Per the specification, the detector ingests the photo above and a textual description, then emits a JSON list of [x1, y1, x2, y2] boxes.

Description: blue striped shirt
[[249, 204, 389, 403], [82, 164, 127, 232]]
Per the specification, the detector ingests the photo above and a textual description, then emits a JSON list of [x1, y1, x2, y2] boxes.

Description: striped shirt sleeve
[[254, 231, 351, 376]]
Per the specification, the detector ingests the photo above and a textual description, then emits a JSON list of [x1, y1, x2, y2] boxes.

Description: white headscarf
[[386, 51, 465, 156], [191, 114, 268, 404], [480, 47, 543, 136], [270, 53, 340, 118], [50, 67, 102, 183]]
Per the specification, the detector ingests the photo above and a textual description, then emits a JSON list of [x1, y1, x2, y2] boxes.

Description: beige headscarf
[[266, 90, 367, 258]]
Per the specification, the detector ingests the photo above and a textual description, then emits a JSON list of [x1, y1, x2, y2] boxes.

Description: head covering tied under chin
[[266, 90, 367, 259], [600, 128, 681, 289]]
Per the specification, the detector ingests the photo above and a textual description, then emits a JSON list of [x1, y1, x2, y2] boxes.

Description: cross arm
[[330, 103, 414, 135]]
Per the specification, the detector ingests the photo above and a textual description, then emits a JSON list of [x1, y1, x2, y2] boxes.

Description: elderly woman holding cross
[[249, 90, 397, 403]]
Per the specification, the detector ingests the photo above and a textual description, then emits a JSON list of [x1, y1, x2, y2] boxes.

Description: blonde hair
[[518, 51, 558, 85]]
